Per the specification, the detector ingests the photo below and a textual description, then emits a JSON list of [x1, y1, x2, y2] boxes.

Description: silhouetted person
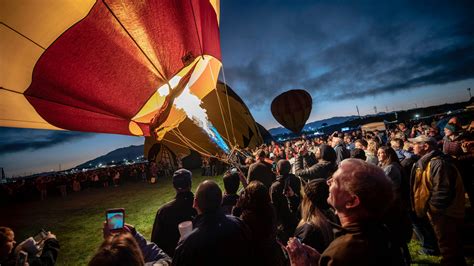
[[173, 180, 251, 265], [151, 169, 197, 257]]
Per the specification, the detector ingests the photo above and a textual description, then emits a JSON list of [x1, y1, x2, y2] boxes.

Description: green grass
[[408, 240, 441, 265], [1, 171, 472, 265], [1, 171, 223, 266]]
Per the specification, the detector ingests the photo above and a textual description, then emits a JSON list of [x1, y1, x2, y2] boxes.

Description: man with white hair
[[286, 159, 403, 265]]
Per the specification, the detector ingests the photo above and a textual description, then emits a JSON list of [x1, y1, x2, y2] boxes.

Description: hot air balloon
[[1, 0, 259, 159], [145, 81, 263, 168], [270, 89, 312, 134]]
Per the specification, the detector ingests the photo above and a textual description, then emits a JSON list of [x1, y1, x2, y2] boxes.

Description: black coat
[[270, 174, 301, 242], [173, 210, 252, 266], [320, 221, 404, 266], [151, 191, 197, 257], [294, 223, 329, 253]]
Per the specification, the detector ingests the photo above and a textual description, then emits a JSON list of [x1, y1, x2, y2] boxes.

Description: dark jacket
[[270, 174, 301, 242], [130, 227, 172, 265], [410, 149, 465, 218], [294, 145, 336, 181], [247, 160, 275, 189], [294, 223, 330, 254], [319, 221, 404, 266], [334, 143, 350, 166], [221, 194, 239, 215], [240, 205, 288, 266], [381, 162, 402, 198], [151, 191, 197, 257], [173, 210, 251, 266]]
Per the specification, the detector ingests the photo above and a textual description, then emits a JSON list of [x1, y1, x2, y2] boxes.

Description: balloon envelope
[[271, 89, 312, 133], [1, 0, 221, 138]]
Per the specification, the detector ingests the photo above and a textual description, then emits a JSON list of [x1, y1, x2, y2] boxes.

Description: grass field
[[0, 171, 470, 265]]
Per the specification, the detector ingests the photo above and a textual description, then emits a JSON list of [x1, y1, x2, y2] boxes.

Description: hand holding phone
[[106, 208, 125, 232], [33, 229, 47, 243], [15, 250, 28, 266]]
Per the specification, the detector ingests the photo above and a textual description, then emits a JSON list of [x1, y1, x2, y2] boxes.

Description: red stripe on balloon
[[25, 0, 221, 135]]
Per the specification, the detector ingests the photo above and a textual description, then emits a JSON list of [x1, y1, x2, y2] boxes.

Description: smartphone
[[16, 250, 28, 266], [106, 208, 125, 231], [33, 229, 47, 243]]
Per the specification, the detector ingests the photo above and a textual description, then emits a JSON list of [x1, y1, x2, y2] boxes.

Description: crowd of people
[[0, 160, 181, 203], [1, 114, 473, 265]]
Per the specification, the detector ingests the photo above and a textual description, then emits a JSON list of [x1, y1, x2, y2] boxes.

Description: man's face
[[0, 231, 15, 259], [413, 142, 427, 156], [327, 168, 353, 212]]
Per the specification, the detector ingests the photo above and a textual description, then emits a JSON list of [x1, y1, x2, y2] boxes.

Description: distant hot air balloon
[[271, 89, 312, 134]]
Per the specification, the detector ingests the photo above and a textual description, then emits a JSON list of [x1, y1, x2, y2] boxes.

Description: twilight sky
[[1, 0, 473, 177]]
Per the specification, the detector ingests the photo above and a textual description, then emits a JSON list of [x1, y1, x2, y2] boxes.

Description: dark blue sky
[[1, 0, 473, 176]]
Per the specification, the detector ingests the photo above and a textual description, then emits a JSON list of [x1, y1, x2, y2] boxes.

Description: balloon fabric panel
[[2, 0, 221, 136]]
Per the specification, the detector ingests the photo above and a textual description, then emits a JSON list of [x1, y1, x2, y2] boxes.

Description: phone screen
[[106, 209, 124, 231]]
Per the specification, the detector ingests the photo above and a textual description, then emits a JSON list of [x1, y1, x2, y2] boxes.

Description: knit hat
[[444, 123, 458, 133]]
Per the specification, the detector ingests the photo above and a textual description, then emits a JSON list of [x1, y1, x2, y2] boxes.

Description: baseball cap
[[173, 169, 192, 190], [408, 135, 437, 145]]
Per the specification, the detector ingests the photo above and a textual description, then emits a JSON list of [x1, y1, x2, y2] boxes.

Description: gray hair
[[338, 159, 394, 219]]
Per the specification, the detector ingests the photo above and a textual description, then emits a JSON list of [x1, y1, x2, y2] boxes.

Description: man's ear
[[423, 143, 430, 151], [345, 195, 360, 209], [193, 197, 202, 214], [193, 198, 198, 209]]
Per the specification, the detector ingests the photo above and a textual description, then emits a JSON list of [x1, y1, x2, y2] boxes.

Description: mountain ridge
[[268, 115, 358, 135], [75, 145, 144, 169]]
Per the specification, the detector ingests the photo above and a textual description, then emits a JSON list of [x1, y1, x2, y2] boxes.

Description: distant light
[[415, 114, 420, 118], [447, 111, 452, 114]]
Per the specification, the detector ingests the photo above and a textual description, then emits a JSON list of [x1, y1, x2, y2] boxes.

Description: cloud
[[220, 1, 474, 109], [0, 128, 95, 155]]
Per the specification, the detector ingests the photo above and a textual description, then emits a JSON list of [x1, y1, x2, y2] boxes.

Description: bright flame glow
[[162, 77, 230, 153]]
